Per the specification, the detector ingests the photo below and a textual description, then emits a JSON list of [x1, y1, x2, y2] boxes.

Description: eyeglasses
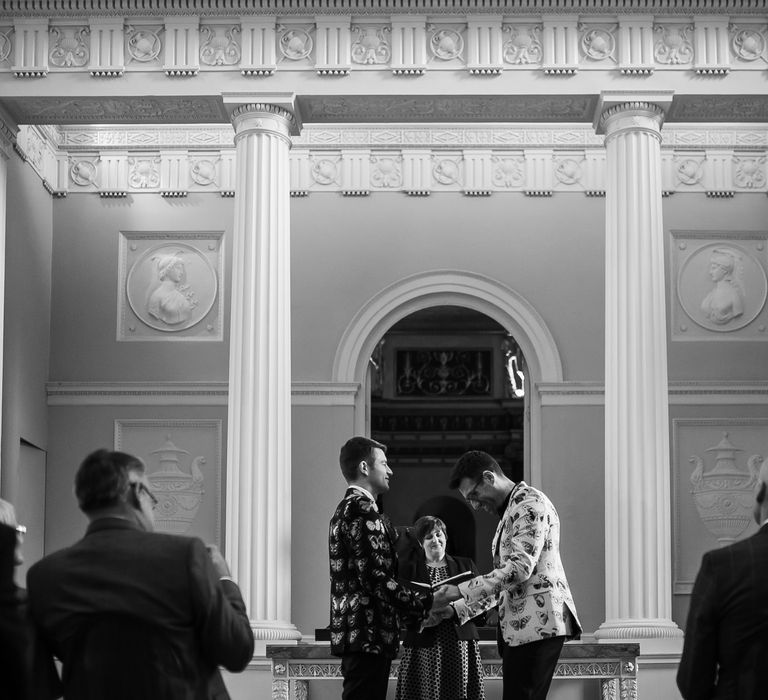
[[133, 482, 159, 510], [461, 478, 484, 509]]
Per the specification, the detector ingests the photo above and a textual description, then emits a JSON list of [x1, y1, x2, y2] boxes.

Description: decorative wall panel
[[670, 230, 768, 341], [672, 418, 768, 594], [114, 419, 223, 545], [117, 230, 224, 341]]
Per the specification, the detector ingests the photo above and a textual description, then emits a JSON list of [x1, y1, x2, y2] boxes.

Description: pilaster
[[226, 97, 301, 644], [594, 91, 683, 643]]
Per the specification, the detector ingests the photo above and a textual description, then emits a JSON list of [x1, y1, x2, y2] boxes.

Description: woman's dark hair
[[413, 515, 447, 545]]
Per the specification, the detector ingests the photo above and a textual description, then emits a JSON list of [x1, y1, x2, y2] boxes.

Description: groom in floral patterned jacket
[[329, 437, 433, 700], [434, 450, 582, 700]]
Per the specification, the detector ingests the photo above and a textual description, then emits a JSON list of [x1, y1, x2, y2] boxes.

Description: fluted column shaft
[[227, 104, 300, 642], [596, 102, 682, 641], [0, 119, 12, 493]]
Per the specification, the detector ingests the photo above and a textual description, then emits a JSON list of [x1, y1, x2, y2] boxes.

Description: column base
[[251, 619, 303, 642], [595, 618, 683, 641]]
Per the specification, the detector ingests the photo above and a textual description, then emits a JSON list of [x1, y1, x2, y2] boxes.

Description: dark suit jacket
[[0, 523, 32, 699], [328, 488, 432, 659], [27, 518, 254, 700], [399, 554, 485, 647], [677, 524, 768, 700]]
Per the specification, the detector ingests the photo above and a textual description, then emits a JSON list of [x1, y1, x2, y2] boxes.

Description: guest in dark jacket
[[395, 515, 485, 700], [677, 458, 768, 700], [27, 449, 254, 700], [0, 498, 32, 700]]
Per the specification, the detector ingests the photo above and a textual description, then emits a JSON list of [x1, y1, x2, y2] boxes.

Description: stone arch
[[332, 270, 563, 438]]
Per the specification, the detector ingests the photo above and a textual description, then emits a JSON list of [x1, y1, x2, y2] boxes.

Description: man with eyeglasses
[[432, 450, 581, 700], [27, 448, 254, 699]]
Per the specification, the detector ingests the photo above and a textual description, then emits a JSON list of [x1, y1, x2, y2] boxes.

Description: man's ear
[[481, 470, 495, 485], [359, 460, 369, 477]]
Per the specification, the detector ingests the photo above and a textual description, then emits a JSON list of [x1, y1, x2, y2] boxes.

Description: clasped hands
[[422, 584, 462, 629]]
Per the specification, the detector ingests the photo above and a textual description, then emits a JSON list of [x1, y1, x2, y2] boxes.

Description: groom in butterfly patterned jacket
[[329, 437, 433, 700], [434, 450, 582, 700]]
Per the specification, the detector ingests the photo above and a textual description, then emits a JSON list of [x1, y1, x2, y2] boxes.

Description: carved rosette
[[49, 26, 90, 67], [731, 27, 766, 63], [370, 155, 402, 188], [351, 25, 391, 64], [654, 24, 694, 65], [734, 156, 766, 189], [580, 25, 616, 63], [200, 25, 241, 66], [278, 26, 314, 61], [0, 29, 11, 64], [689, 432, 762, 545], [126, 25, 162, 64], [502, 24, 542, 65]]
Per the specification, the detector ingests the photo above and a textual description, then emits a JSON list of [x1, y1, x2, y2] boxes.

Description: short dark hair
[[413, 515, 447, 544], [339, 436, 386, 482], [448, 450, 503, 489], [75, 449, 145, 514]]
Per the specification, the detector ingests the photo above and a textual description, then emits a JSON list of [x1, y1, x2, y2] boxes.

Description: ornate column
[[0, 111, 15, 492], [594, 93, 682, 642], [226, 100, 301, 643]]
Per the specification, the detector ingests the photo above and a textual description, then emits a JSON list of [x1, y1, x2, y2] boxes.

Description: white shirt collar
[[348, 484, 378, 511]]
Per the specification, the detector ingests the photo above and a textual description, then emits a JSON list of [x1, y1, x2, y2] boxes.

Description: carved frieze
[[731, 25, 767, 64], [16, 124, 768, 197], [118, 231, 223, 341], [671, 231, 768, 340]]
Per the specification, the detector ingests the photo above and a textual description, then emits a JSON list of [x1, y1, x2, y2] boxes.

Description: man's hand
[[432, 583, 461, 608], [422, 604, 455, 629], [206, 544, 233, 579]]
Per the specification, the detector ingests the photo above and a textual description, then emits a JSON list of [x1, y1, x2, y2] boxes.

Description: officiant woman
[[395, 516, 486, 700]]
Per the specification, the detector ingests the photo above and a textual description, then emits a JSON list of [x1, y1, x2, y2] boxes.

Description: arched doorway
[[369, 305, 524, 572], [333, 270, 563, 572]]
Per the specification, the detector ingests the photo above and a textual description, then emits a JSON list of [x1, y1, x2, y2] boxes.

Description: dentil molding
[[0, 13, 766, 90], [13, 123, 768, 197]]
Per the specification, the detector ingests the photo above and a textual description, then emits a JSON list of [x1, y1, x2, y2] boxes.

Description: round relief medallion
[[677, 243, 767, 332], [127, 243, 218, 332]]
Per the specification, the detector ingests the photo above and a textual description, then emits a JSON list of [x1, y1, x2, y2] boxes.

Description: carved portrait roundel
[[677, 243, 767, 333], [126, 242, 218, 332]]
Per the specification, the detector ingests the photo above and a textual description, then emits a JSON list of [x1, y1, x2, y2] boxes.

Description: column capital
[[593, 90, 674, 136], [223, 92, 302, 137]]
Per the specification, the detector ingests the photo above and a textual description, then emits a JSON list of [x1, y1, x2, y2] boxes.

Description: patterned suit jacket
[[454, 481, 581, 647], [677, 524, 768, 700], [329, 488, 431, 658]]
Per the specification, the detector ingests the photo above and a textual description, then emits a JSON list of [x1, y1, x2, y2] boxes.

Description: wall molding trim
[[538, 380, 768, 406], [46, 380, 361, 405], [47, 379, 768, 405]]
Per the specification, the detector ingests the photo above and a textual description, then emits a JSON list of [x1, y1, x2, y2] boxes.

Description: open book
[[410, 569, 475, 592]]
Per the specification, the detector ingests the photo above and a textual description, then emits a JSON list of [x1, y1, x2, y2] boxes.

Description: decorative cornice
[[0, 0, 763, 16], [25, 125, 768, 197]]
